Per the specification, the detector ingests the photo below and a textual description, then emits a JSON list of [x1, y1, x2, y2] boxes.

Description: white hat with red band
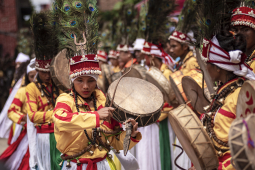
[[202, 36, 255, 80], [97, 50, 107, 62]]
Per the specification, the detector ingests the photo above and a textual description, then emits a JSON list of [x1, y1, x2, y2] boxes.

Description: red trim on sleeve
[[17, 115, 24, 124], [54, 102, 72, 113], [38, 96, 49, 110], [26, 92, 36, 122], [97, 105, 104, 110], [54, 112, 79, 122], [93, 111, 100, 128], [43, 112, 46, 123], [12, 98, 23, 107], [103, 118, 122, 130], [218, 109, 236, 119], [130, 137, 139, 143], [218, 153, 231, 170], [163, 102, 171, 109]]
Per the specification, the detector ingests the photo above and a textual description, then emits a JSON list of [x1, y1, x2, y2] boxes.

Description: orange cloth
[[213, 78, 241, 170], [8, 87, 26, 124], [26, 80, 62, 125], [124, 59, 137, 68], [53, 89, 142, 159]]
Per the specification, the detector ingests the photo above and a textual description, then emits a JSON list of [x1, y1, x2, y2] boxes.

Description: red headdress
[[231, 7, 255, 30]]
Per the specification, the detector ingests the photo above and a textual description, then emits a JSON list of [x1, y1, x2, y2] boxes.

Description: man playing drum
[[197, 29, 255, 170], [26, 12, 63, 170], [231, 6, 255, 72]]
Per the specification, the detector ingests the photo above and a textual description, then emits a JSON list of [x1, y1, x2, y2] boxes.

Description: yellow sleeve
[[158, 102, 173, 122], [182, 57, 199, 75], [110, 127, 142, 151], [26, 83, 53, 124], [213, 88, 240, 150], [8, 88, 26, 124], [52, 93, 100, 132], [250, 60, 255, 73], [163, 69, 173, 81]]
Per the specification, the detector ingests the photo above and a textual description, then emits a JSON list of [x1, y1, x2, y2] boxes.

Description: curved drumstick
[[173, 144, 186, 170]]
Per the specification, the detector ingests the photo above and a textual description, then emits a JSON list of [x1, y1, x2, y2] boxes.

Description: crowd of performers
[[0, 0, 255, 170]]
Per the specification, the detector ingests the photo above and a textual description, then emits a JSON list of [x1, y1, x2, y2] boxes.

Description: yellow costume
[[8, 87, 26, 124], [179, 51, 199, 75], [53, 89, 141, 159], [26, 80, 60, 127], [212, 78, 241, 170]]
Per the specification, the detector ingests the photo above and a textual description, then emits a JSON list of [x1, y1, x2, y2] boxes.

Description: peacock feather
[[31, 11, 59, 60], [137, 1, 148, 39], [177, 0, 198, 35], [146, 0, 176, 45], [195, 0, 241, 45], [17, 28, 33, 56], [54, 0, 99, 59]]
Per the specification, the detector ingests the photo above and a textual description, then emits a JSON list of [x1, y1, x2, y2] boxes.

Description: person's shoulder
[[56, 93, 74, 103], [17, 86, 26, 94], [25, 82, 37, 93]]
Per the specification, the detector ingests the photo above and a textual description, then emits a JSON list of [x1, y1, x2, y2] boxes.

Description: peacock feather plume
[[54, 0, 99, 59], [17, 28, 33, 56], [177, 0, 198, 35], [146, 0, 176, 45], [195, 0, 241, 45], [31, 11, 59, 60], [137, 1, 148, 39]]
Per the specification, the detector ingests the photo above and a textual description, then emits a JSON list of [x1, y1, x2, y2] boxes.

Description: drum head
[[145, 67, 174, 105], [122, 65, 146, 79], [236, 80, 255, 118], [50, 49, 71, 92], [107, 77, 163, 126], [169, 105, 219, 170], [229, 114, 255, 170], [182, 76, 210, 113]]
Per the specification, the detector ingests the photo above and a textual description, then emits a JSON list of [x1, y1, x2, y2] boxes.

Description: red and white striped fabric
[[168, 31, 191, 44], [142, 41, 175, 70], [231, 6, 255, 30], [108, 50, 118, 59], [97, 50, 108, 62], [202, 36, 255, 80]]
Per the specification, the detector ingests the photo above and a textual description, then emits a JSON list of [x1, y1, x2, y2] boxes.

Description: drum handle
[[172, 144, 186, 170], [110, 59, 133, 107]]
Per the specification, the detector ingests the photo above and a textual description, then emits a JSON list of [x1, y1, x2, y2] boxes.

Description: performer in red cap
[[231, 5, 255, 72], [26, 12, 62, 170]]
